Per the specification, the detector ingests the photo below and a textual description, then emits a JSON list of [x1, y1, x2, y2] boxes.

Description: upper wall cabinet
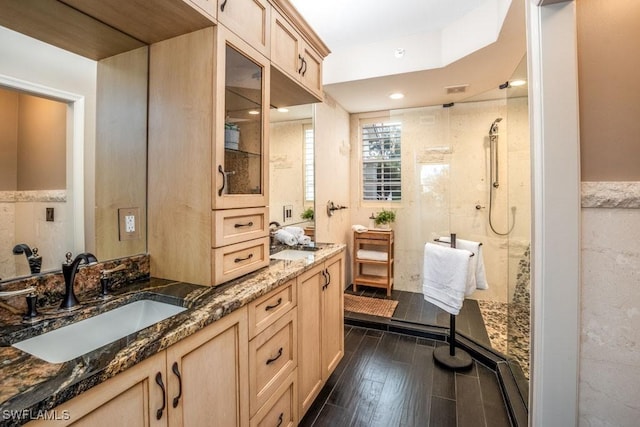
[[217, 0, 271, 58], [270, 9, 325, 104]]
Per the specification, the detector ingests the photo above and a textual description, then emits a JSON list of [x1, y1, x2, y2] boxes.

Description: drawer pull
[[171, 362, 182, 408], [266, 347, 283, 365], [234, 221, 254, 228], [155, 372, 166, 420], [265, 297, 283, 311], [234, 253, 254, 263], [276, 412, 284, 427]]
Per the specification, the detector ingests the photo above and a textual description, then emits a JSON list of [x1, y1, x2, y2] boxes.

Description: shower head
[[489, 118, 503, 136]]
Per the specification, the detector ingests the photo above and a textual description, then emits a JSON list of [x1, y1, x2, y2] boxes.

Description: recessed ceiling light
[[510, 79, 527, 87], [389, 92, 404, 100], [394, 48, 405, 58], [277, 107, 289, 113], [248, 110, 260, 115]]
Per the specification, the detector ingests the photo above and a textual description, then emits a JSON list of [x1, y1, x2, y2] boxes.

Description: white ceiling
[[289, 0, 526, 113]]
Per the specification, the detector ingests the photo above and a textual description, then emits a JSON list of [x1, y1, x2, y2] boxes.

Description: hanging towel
[[422, 243, 473, 315], [437, 236, 489, 293], [274, 229, 297, 246]]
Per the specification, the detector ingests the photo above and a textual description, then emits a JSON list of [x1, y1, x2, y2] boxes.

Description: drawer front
[[213, 207, 269, 247], [248, 279, 296, 338], [250, 369, 297, 427], [249, 310, 297, 416], [213, 237, 269, 285]]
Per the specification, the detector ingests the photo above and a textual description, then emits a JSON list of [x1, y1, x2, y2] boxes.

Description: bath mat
[[344, 294, 398, 318]]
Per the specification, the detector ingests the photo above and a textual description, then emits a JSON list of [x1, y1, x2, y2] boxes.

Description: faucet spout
[[60, 252, 98, 310]]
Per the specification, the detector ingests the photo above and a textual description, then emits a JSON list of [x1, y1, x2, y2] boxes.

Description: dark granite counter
[[0, 244, 345, 426]]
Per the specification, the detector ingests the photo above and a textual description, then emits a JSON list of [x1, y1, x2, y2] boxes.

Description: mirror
[[269, 104, 315, 241], [0, 26, 148, 283]]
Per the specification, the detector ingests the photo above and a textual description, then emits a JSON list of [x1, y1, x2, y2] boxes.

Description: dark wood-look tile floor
[[299, 326, 512, 427], [345, 285, 493, 349]]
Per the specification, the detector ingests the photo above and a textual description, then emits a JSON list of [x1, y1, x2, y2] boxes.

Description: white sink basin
[[270, 249, 316, 261], [13, 299, 186, 363]]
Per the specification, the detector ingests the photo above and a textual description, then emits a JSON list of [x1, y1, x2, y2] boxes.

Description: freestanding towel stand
[[432, 233, 473, 370]]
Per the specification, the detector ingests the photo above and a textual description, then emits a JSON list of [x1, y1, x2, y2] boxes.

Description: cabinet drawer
[[213, 236, 269, 285], [213, 207, 269, 247], [249, 310, 297, 416], [248, 279, 296, 339], [250, 369, 297, 427]]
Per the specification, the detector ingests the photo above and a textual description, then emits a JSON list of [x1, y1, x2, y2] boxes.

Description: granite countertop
[[0, 243, 345, 426]]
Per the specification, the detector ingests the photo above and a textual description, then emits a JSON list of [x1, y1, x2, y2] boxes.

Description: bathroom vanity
[[0, 245, 344, 426]]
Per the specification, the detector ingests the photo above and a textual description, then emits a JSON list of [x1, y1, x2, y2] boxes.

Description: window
[[361, 121, 402, 201], [304, 125, 314, 202]]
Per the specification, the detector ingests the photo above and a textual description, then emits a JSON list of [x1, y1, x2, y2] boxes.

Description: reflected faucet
[[13, 244, 42, 274], [60, 252, 98, 310]]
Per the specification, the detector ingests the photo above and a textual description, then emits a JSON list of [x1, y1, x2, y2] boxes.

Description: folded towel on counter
[[351, 224, 368, 233], [422, 242, 473, 315], [437, 236, 489, 294], [274, 229, 297, 246], [283, 226, 304, 238], [297, 235, 312, 246], [356, 249, 388, 262]]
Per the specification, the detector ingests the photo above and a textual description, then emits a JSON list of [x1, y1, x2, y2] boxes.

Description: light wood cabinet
[[29, 307, 248, 427], [270, 9, 323, 101], [297, 252, 345, 417], [166, 307, 249, 427], [217, 0, 271, 57], [148, 26, 270, 286]]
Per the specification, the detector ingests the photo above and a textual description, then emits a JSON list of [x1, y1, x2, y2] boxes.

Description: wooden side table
[[352, 229, 394, 296]]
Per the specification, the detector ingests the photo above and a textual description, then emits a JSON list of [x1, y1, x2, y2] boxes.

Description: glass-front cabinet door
[[214, 26, 269, 209]]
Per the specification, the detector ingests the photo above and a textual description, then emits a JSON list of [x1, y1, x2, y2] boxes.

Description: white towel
[[422, 242, 473, 315], [351, 224, 368, 233], [437, 237, 489, 293], [356, 249, 388, 262], [283, 226, 304, 238], [297, 235, 312, 246], [275, 229, 297, 246]]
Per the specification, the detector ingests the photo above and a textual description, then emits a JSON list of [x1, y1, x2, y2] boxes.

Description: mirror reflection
[[269, 104, 315, 242], [0, 86, 70, 279]]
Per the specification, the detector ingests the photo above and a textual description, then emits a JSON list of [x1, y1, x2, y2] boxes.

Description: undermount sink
[[270, 249, 316, 261], [12, 299, 186, 363]]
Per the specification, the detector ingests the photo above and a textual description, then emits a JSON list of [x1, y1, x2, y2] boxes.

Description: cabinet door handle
[[265, 297, 282, 311], [234, 253, 254, 263], [301, 57, 308, 77], [218, 165, 227, 196], [276, 412, 284, 427], [326, 269, 331, 287], [171, 362, 182, 408], [298, 54, 304, 74], [234, 221, 254, 228], [220, 0, 228, 12], [266, 347, 283, 365], [155, 372, 166, 420]]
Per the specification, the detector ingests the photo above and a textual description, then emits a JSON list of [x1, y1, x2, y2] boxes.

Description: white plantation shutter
[[362, 122, 402, 201], [304, 126, 314, 202]]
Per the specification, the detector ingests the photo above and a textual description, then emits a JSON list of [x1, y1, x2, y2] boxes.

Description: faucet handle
[[65, 252, 73, 264]]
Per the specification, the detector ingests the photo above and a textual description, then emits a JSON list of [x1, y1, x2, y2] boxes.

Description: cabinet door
[[322, 253, 345, 378], [27, 352, 167, 427], [188, 0, 217, 19], [296, 264, 324, 416], [217, 0, 270, 57], [166, 306, 249, 427], [271, 10, 301, 80], [299, 42, 323, 100], [214, 26, 270, 210]]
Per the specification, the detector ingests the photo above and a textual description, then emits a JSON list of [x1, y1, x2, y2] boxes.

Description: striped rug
[[344, 294, 399, 318]]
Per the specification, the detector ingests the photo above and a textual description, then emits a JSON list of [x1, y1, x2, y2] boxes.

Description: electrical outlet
[[118, 208, 140, 241], [46, 207, 54, 222]]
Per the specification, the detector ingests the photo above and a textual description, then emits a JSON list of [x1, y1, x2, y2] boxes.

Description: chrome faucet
[[60, 252, 98, 310]]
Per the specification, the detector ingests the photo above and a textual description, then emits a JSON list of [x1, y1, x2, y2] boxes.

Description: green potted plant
[[301, 207, 314, 221], [374, 209, 396, 229]]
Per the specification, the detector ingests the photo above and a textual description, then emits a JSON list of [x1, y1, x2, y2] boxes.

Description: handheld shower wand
[[487, 118, 515, 235]]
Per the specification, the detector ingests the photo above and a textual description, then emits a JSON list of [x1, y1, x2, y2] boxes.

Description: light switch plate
[[118, 208, 140, 241]]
